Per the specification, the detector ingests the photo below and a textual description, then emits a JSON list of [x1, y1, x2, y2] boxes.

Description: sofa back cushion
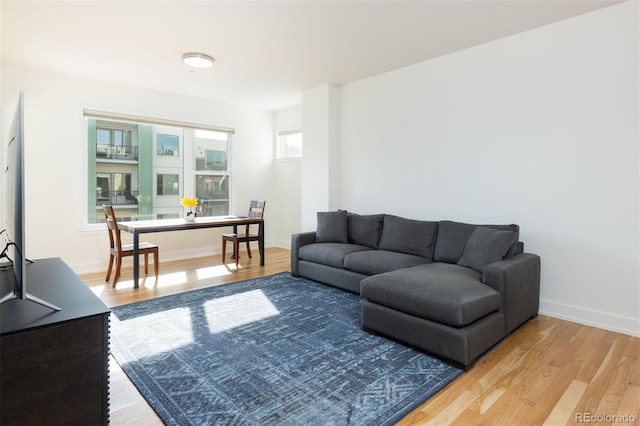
[[378, 215, 438, 258], [433, 220, 519, 264], [347, 213, 385, 249], [315, 210, 348, 243]]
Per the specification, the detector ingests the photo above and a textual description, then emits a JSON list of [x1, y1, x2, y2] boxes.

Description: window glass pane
[[97, 129, 110, 144], [201, 200, 229, 216], [194, 132, 228, 171], [284, 132, 302, 157], [195, 175, 229, 199], [157, 174, 180, 195], [277, 131, 302, 158], [195, 175, 230, 216], [114, 130, 123, 146], [157, 134, 179, 157], [96, 174, 110, 202]]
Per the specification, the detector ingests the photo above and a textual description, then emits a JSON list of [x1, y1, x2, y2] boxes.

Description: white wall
[[1, 65, 276, 273], [303, 2, 639, 335], [273, 106, 302, 247], [300, 84, 340, 230]]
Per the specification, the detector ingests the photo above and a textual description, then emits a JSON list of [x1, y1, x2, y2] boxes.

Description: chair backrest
[[103, 205, 123, 253], [244, 200, 265, 235], [247, 200, 266, 219]]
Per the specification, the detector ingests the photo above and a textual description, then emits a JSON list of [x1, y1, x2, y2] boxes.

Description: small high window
[[277, 130, 302, 159]]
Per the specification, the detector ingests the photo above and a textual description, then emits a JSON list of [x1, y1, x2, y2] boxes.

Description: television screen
[[1, 92, 59, 311], [6, 92, 25, 299]]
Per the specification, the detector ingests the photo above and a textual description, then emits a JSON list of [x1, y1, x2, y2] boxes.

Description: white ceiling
[[1, 0, 624, 111]]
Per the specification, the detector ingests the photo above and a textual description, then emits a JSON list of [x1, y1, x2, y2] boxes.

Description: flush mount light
[[182, 52, 215, 69]]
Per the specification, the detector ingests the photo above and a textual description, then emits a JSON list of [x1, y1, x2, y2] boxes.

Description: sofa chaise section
[[291, 211, 541, 369]]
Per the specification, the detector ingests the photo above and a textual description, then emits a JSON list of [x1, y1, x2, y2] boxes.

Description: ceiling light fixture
[[182, 52, 215, 69]]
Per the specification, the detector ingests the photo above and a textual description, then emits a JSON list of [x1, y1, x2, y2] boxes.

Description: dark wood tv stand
[[0, 257, 110, 425]]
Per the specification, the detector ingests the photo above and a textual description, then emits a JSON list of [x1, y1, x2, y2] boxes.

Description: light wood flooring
[[81, 247, 639, 425]]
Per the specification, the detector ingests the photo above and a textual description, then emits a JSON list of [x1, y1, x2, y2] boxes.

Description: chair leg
[[222, 239, 227, 262], [246, 241, 252, 258], [144, 252, 149, 275], [106, 254, 114, 282], [235, 240, 240, 267], [113, 256, 122, 288]]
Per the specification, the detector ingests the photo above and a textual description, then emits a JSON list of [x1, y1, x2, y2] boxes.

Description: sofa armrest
[[482, 253, 541, 334], [291, 231, 317, 276]]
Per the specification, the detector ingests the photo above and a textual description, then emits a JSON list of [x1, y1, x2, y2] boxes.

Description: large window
[[86, 111, 233, 224]]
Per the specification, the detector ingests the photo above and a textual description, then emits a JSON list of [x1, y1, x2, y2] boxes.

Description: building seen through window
[[87, 115, 232, 224]]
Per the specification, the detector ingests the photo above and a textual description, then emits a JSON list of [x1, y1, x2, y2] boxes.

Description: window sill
[[275, 156, 302, 163]]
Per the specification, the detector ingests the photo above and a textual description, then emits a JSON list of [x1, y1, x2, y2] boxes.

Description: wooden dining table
[[118, 215, 265, 289]]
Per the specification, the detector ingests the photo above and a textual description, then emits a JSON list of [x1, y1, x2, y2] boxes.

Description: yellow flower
[[180, 197, 198, 208]]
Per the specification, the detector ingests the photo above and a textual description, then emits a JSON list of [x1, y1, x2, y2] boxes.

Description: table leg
[[133, 232, 140, 289], [231, 225, 238, 259], [259, 221, 265, 266]]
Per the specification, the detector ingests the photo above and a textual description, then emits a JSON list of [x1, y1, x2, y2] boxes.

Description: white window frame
[[84, 109, 234, 227], [276, 130, 302, 159]]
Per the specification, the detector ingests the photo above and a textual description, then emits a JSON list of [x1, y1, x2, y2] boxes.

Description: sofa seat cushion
[[360, 263, 501, 327], [344, 250, 431, 275], [299, 243, 372, 269]]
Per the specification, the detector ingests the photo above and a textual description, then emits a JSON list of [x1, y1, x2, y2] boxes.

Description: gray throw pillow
[[434, 221, 520, 263], [347, 213, 385, 248], [315, 210, 348, 243], [378, 215, 438, 258], [457, 227, 517, 272]]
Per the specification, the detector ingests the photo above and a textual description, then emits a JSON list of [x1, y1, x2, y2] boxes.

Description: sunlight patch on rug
[[204, 289, 280, 333], [112, 306, 195, 356]]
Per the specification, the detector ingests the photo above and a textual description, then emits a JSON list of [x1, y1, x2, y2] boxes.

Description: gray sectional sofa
[[291, 211, 541, 369]]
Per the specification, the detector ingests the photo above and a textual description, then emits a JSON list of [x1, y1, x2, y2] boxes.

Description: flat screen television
[[0, 92, 59, 310]]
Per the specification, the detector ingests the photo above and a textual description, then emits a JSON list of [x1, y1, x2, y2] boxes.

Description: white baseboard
[[71, 241, 280, 275], [71, 247, 219, 275], [539, 298, 640, 337], [273, 239, 292, 249]]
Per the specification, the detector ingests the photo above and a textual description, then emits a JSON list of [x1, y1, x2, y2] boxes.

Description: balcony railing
[[96, 144, 138, 161], [96, 190, 139, 206]]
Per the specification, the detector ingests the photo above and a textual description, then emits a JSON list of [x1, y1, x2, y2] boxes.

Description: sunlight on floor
[[89, 286, 106, 297], [89, 265, 237, 297], [196, 265, 233, 280], [204, 289, 280, 333], [152, 271, 188, 288]]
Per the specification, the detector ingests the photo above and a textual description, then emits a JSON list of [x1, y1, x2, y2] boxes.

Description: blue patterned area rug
[[110, 273, 462, 425]]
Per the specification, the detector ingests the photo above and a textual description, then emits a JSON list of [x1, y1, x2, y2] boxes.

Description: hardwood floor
[[81, 247, 639, 425]]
